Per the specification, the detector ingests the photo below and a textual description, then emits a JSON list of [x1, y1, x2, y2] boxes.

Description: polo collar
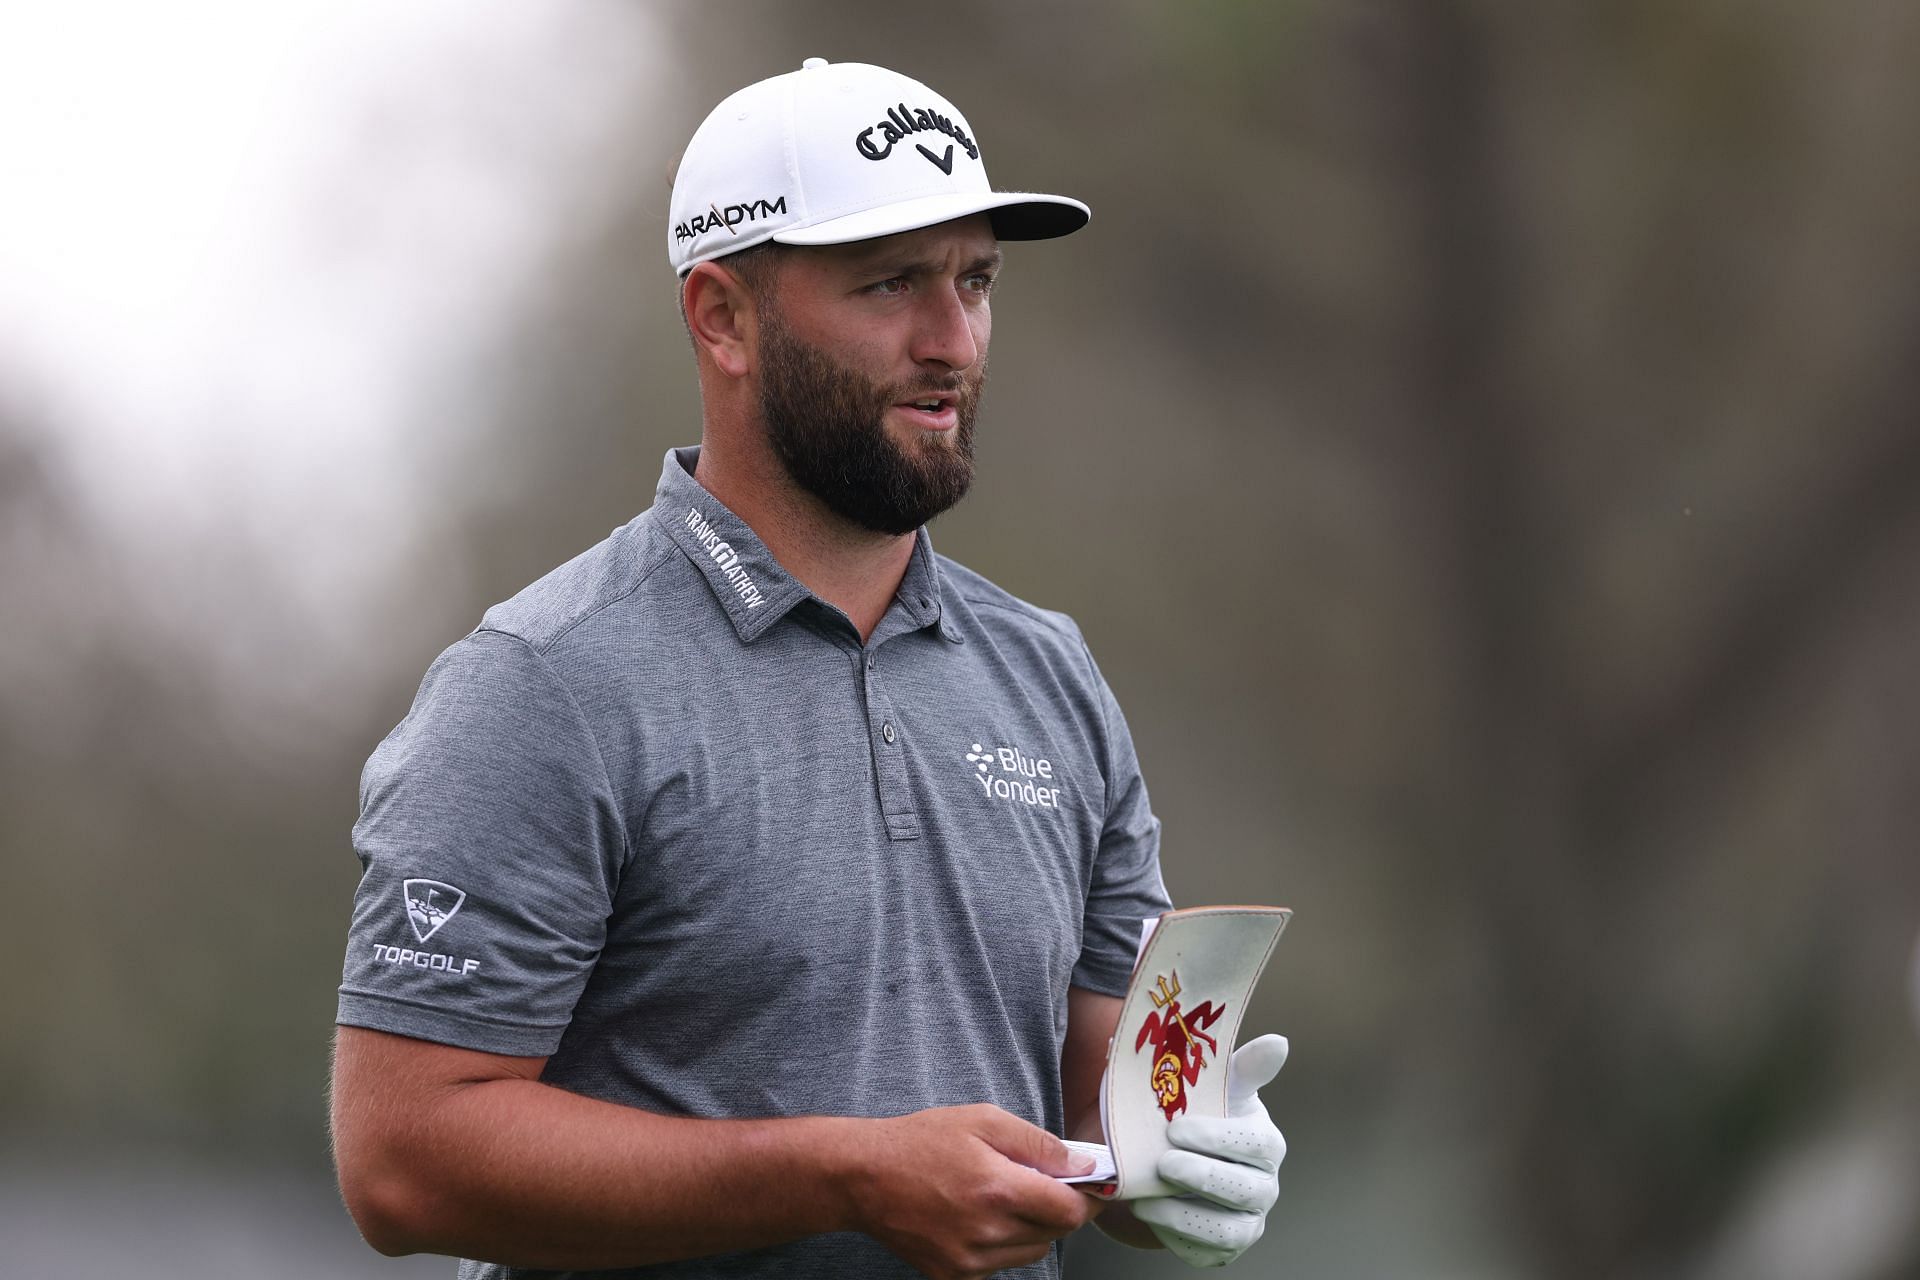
[[655, 448, 810, 642], [885, 518, 960, 646], [652, 447, 959, 646]]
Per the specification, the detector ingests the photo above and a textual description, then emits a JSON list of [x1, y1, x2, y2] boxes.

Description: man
[[331, 58, 1286, 1279]]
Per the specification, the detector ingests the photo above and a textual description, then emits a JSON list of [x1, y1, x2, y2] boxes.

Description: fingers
[[1165, 1112, 1287, 1172], [862, 1105, 1103, 1280], [959, 1107, 1100, 1235], [1000, 1166, 1103, 1236], [973, 1105, 1095, 1179], [1132, 1194, 1265, 1268], [1225, 1033, 1289, 1110], [922, 1212, 1071, 1280], [1156, 1149, 1279, 1213], [1134, 1042, 1287, 1271]]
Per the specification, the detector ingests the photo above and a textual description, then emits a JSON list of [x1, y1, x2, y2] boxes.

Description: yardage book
[[1057, 905, 1291, 1200]]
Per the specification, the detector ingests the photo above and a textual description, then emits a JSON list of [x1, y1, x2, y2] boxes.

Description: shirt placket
[[858, 644, 920, 842]]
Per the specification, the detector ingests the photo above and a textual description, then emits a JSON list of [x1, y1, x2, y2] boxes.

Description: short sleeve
[[336, 628, 627, 1056], [1071, 650, 1172, 996]]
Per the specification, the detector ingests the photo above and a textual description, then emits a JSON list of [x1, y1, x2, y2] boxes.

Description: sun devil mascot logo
[[1134, 971, 1226, 1120]]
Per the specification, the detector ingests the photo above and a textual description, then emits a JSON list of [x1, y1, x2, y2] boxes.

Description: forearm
[[335, 1025, 1101, 1274], [341, 1074, 866, 1268]]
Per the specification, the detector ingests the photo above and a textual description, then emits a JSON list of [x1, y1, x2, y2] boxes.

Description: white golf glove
[[1131, 1034, 1289, 1268]]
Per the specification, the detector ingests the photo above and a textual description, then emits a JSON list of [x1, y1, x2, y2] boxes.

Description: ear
[[683, 262, 757, 380]]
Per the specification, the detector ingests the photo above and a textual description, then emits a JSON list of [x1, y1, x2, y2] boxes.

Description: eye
[[962, 271, 996, 295], [866, 276, 910, 296]]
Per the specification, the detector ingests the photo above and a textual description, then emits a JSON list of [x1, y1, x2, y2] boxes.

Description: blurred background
[[3, 1, 1917, 1276]]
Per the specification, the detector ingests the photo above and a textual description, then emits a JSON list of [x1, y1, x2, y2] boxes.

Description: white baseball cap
[[668, 57, 1090, 276]]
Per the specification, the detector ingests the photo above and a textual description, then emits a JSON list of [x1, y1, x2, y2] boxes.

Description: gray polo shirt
[[338, 446, 1170, 1278]]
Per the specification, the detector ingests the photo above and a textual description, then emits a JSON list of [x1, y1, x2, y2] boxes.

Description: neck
[[693, 440, 915, 644]]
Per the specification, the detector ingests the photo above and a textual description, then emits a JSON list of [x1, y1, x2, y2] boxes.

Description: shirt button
[[882, 721, 896, 744], [866, 654, 875, 670]]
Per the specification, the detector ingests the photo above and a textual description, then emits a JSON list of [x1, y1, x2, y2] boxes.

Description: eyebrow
[[855, 248, 1004, 279]]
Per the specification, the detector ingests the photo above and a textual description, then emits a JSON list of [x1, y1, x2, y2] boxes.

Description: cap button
[[801, 57, 828, 71]]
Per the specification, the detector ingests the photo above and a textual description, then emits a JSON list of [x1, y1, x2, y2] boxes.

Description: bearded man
[[329, 58, 1287, 1280]]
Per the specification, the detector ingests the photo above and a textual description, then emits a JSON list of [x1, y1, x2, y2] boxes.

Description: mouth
[[892, 392, 960, 431]]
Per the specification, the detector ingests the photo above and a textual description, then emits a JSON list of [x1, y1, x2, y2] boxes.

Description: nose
[[909, 282, 982, 372]]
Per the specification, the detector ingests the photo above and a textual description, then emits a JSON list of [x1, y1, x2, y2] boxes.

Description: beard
[[756, 308, 982, 536]]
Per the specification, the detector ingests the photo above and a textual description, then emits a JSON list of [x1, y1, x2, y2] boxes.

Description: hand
[[848, 1103, 1103, 1280], [1132, 1034, 1288, 1268]]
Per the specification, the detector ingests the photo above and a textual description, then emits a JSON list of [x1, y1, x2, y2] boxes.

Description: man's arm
[[1060, 986, 1162, 1249], [330, 1025, 1100, 1277]]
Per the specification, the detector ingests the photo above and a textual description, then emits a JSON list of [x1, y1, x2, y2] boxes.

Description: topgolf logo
[[403, 878, 465, 943], [371, 878, 483, 979]]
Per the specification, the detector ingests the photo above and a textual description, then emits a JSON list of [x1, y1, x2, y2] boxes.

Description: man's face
[[749, 216, 1000, 536]]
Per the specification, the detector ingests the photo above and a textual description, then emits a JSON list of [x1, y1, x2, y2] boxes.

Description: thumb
[[977, 1109, 1096, 1177], [1226, 1034, 1289, 1110]]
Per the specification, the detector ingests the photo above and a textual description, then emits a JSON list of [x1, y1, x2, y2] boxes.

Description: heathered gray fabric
[[338, 447, 1170, 1279]]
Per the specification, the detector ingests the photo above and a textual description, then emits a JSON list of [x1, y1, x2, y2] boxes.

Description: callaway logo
[[673, 195, 788, 244], [371, 878, 482, 978], [965, 741, 1063, 810], [855, 103, 979, 174]]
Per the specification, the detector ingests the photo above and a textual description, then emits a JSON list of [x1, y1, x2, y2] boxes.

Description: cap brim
[[773, 191, 1089, 248]]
